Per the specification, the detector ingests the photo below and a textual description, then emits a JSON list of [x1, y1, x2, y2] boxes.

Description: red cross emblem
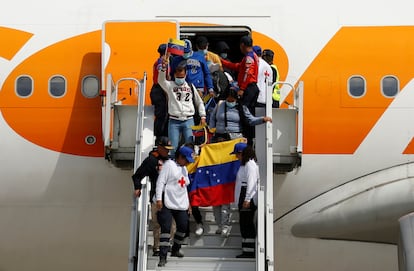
[[264, 70, 270, 77], [178, 176, 186, 187]]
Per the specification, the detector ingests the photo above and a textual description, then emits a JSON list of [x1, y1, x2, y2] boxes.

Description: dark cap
[[178, 146, 194, 163], [230, 142, 248, 154], [157, 43, 167, 54], [252, 45, 262, 56], [262, 49, 274, 58], [215, 41, 230, 53], [240, 36, 253, 47], [196, 36, 209, 48], [156, 136, 173, 150]]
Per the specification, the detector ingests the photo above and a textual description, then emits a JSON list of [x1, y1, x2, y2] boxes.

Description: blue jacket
[[171, 52, 214, 90]]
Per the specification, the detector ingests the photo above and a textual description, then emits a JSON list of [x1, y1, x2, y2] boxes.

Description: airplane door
[[102, 21, 179, 147], [102, 20, 179, 105]]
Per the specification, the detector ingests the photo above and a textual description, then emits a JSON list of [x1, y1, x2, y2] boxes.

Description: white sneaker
[[195, 224, 204, 236], [221, 225, 230, 237]]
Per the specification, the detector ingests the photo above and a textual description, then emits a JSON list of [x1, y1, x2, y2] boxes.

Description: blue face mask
[[203, 49, 208, 55], [226, 101, 237, 108], [175, 77, 186, 85]]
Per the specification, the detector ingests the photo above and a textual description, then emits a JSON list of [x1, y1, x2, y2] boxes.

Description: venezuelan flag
[[167, 38, 185, 56], [187, 138, 244, 207]]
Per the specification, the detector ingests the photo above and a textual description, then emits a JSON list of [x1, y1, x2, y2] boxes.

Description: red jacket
[[221, 51, 259, 90]]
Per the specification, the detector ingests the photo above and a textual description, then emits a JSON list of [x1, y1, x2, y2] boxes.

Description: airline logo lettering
[[167, 38, 185, 56]]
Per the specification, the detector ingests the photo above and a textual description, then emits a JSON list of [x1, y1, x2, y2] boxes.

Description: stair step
[[191, 206, 240, 223], [189, 221, 241, 235], [179, 246, 243, 257], [187, 234, 242, 247], [147, 256, 255, 271], [144, 206, 252, 270]]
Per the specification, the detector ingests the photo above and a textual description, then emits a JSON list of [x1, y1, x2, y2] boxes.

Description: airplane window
[[348, 76, 366, 98], [82, 75, 99, 98], [49, 75, 66, 97], [16, 76, 33, 97], [381, 76, 399, 98]]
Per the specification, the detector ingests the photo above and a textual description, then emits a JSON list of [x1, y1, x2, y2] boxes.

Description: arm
[[201, 58, 214, 91], [221, 58, 240, 71], [208, 101, 220, 128], [131, 157, 151, 197], [242, 105, 272, 126], [192, 85, 207, 125], [155, 161, 169, 210], [243, 161, 259, 207], [157, 63, 173, 95]]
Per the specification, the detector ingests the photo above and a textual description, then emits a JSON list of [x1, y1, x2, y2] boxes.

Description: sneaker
[[195, 223, 204, 236], [221, 225, 230, 237], [152, 249, 160, 256], [171, 250, 184, 258], [158, 257, 167, 267], [215, 226, 222, 234]]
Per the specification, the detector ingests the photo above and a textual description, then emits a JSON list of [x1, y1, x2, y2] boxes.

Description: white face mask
[[220, 53, 227, 59], [175, 77, 186, 85], [226, 101, 237, 108], [183, 52, 192, 59]]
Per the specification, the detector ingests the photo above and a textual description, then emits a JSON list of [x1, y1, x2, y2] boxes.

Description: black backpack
[[211, 70, 229, 100]]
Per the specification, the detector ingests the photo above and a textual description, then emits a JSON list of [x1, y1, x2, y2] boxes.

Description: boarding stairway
[[145, 207, 255, 271], [101, 75, 303, 271]]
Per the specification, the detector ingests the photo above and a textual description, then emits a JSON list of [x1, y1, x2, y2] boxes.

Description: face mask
[[175, 77, 186, 85], [220, 53, 227, 59], [226, 101, 237, 108], [183, 52, 192, 59], [203, 49, 208, 55]]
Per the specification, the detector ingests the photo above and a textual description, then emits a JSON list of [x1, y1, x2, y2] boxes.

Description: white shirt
[[235, 159, 259, 205], [256, 57, 273, 104], [156, 159, 190, 210]]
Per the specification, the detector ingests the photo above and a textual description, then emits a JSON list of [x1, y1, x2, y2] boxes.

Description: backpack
[[190, 83, 202, 125], [211, 70, 229, 100]]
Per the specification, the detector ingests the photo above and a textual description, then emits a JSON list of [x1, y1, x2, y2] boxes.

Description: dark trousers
[[238, 186, 257, 255], [241, 83, 260, 146], [150, 84, 168, 139], [192, 206, 203, 224], [157, 205, 189, 258]]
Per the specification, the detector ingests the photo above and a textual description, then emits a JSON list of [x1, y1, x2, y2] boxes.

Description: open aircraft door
[[101, 21, 179, 166]]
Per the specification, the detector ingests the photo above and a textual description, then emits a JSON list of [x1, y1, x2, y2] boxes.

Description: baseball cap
[[184, 39, 192, 53], [156, 136, 173, 150], [262, 49, 274, 58], [178, 146, 194, 163], [253, 45, 262, 56], [230, 142, 248, 154]]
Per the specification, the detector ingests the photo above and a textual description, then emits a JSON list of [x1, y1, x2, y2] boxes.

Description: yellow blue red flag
[[167, 38, 185, 56], [187, 138, 244, 207]]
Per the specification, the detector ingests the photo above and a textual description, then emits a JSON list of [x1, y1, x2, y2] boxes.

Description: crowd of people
[[133, 34, 278, 267]]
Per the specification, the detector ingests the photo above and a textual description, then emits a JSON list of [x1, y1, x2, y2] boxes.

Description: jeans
[[168, 118, 195, 155]]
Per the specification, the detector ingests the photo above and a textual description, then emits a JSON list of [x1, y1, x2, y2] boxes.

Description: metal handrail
[[126, 73, 148, 271]]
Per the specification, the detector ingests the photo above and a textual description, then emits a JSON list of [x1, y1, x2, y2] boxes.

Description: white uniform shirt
[[235, 159, 259, 205], [156, 159, 190, 210], [256, 57, 273, 104]]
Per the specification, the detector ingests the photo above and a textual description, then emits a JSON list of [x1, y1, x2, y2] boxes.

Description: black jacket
[[131, 150, 168, 200]]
